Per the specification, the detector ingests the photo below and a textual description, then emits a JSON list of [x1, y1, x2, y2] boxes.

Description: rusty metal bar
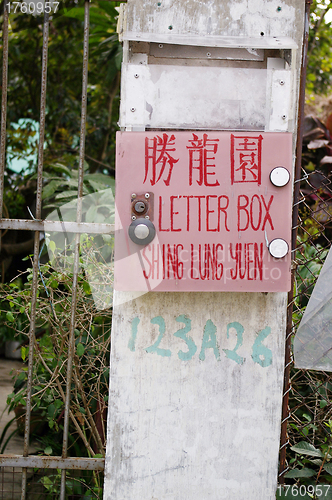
[[60, 1, 90, 497], [0, 0, 9, 227], [0, 455, 104, 471], [21, 11, 49, 500], [278, 0, 313, 484], [0, 218, 114, 233]]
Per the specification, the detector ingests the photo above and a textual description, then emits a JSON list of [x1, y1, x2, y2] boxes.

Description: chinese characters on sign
[[144, 133, 179, 186], [231, 135, 262, 185], [115, 131, 293, 292]]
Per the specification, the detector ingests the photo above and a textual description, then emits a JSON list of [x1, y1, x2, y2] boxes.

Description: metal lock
[[129, 192, 156, 245]]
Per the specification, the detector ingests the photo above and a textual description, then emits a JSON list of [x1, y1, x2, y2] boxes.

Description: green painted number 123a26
[[128, 315, 272, 367]]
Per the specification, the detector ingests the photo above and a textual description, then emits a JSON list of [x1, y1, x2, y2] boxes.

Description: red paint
[[218, 196, 230, 232], [170, 196, 181, 232], [191, 244, 224, 281], [144, 133, 179, 186], [194, 196, 205, 231], [142, 244, 161, 280], [206, 195, 218, 232], [261, 195, 274, 231], [237, 195, 274, 232], [231, 134, 262, 185], [166, 244, 183, 279], [229, 243, 264, 281], [187, 133, 220, 187], [237, 195, 250, 232], [158, 196, 169, 232], [250, 195, 262, 231], [115, 131, 293, 292], [183, 195, 193, 231]]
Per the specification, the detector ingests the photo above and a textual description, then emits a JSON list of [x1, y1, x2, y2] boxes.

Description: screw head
[[134, 73, 139, 78], [130, 107, 136, 112], [277, 6, 282, 11], [131, 193, 136, 198], [145, 193, 150, 199], [131, 215, 136, 221], [280, 80, 285, 85], [207, 52, 211, 57], [159, 43, 163, 48], [168, 25, 173, 30], [145, 215, 150, 219], [282, 114, 287, 120]]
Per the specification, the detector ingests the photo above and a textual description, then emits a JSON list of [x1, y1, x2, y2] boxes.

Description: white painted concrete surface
[[105, 292, 287, 499], [104, 0, 305, 498]]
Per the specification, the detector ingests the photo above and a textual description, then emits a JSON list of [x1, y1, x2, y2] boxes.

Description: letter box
[[115, 35, 297, 292]]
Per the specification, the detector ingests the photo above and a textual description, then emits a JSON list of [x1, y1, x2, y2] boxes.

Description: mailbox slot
[[120, 39, 296, 132]]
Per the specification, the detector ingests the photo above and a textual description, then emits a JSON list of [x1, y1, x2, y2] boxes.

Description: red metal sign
[[115, 131, 292, 292]]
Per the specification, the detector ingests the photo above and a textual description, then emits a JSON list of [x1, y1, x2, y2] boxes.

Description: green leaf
[[50, 163, 72, 177], [291, 441, 323, 457], [102, 234, 113, 244], [324, 463, 332, 475], [48, 404, 56, 419], [55, 190, 78, 200], [76, 343, 85, 357], [308, 458, 323, 466], [84, 173, 114, 187], [48, 241, 56, 254], [6, 311, 15, 322], [65, 6, 111, 28], [98, 1, 118, 17], [85, 205, 97, 222], [21, 346, 27, 362], [42, 180, 65, 200], [44, 446, 53, 455], [285, 467, 316, 478], [115, 45, 123, 70]]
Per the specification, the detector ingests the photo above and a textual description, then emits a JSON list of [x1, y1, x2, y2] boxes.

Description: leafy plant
[[277, 432, 332, 499], [0, 260, 111, 464]]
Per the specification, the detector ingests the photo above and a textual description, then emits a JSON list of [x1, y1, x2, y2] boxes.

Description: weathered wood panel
[[124, 0, 304, 46]]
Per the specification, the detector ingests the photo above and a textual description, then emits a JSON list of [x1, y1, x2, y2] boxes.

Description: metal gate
[[0, 2, 111, 498], [1, 0, 332, 497]]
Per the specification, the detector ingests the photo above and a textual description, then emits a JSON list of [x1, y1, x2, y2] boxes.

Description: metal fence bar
[[21, 11, 50, 500], [278, 0, 313, 482], [0, 219, 115, 233], [0, 455, 105, 471], [60, 1, 90, 497], [0, 0, 9, 224]]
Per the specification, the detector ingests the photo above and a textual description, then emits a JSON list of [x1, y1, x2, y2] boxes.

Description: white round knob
[[268, 238, 289, 259], [134, 223, 150, 240], [270, 167, 290, 187]]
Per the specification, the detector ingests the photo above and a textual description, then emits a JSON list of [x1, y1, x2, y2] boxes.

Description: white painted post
[[104, 1, 306, 499]]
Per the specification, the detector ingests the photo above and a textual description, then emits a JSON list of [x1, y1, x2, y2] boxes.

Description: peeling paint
[[105, 0, 306, 498]]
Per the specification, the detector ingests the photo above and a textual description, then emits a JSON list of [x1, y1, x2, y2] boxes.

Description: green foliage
[[1, 0, 121, 175], [0, 278, 29, 344], [0, 264, 111, 465], [281, 435, 332, 498], [307, 0, 332, 95]]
